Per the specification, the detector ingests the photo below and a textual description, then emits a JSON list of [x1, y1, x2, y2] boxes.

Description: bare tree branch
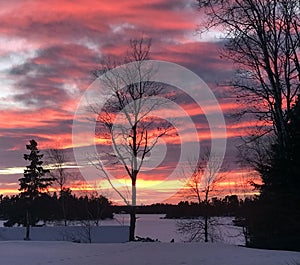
[[89, 37, 173, 241], [197, 0, 300, 155]]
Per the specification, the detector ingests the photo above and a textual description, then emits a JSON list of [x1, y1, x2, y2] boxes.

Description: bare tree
[[90, 38, 173, 241], [77, 181, 112, 227], [47, 149, 69, 190], [47, 148, 70, 226], [177, 152, 225, 242], [196, 0, 300, 156]]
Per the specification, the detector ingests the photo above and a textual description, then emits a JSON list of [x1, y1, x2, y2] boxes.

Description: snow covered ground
[[1, 241, 300, 265], [0, 226, 129, 243], [0, 215, 299, 264], [1, 214, 244, 244]]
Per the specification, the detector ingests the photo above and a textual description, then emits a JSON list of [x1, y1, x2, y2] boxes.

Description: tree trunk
[[204, 214, 208, 242], [129, 206, 136, 241], [204, 189, 209, 242], [24, 209, 30, 240], [132, 181, 136, 207], [62, 197, 67, 226], [129, 179, 137, 241]]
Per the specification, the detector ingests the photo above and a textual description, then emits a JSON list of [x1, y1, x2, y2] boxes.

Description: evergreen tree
[[247, 96, 300, 250], [19, 139, 54, 198], [19, 139, 55, 240]]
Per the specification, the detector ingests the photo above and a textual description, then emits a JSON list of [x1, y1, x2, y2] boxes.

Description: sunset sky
[[0, 0, 258, 204]]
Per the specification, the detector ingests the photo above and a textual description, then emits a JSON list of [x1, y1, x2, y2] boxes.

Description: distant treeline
[[0, 189, 113, 227], [0, 192, 253, 226], [112, 195, 253, 218]]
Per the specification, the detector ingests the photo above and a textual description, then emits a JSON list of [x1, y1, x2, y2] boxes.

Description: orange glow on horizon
[[0, 169, 260, 205]]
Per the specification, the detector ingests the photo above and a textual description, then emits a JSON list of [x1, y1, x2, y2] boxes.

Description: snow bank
[[0, 241, 299, 265], [0, 226, 129, 243]]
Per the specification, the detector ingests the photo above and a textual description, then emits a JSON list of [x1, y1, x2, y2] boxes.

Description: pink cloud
[[0, 0, 259, 202]]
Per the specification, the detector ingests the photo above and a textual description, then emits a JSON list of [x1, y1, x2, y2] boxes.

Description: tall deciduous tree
[[91, 38, 172, 241], [19, 139, 54, 240], [197, 0, 300, 155], [196, 0, 300, 250]]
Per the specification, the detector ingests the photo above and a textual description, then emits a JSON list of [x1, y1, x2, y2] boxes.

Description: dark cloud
[[9, 43, 101, 108], [139, 0, 190, 11]]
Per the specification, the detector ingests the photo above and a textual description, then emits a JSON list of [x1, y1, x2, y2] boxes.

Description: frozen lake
[[100, 214, 245, 245], [0, 214, 245, 245]]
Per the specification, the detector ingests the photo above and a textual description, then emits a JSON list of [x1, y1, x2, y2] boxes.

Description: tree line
[[0, 139, 113, 240], [109, 195, 252, 219], [0, 191, 113, 227]]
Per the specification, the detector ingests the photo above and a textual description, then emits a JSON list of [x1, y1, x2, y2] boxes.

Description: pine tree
[[19, 139, 54, 199], [18, 139, 55, 240], [247, 96, 300, 250]]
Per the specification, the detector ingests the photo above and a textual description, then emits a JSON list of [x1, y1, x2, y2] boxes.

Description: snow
[[0, 214, 245, 244], [112, 214, 181, 242], [103, 214, 245, 244], [0, 241, 299, 265], [0, 226, 129, 243], [0, 215, 299, 264]]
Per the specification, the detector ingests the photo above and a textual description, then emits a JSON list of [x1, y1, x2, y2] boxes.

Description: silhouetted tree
[[247, 96, 300, 250], [91, 37, 172, 241], [47, 148, 70, 226], [197, 0, 300, 155], [19, 140, 54, 198], [19, 139, 55, 240], [177, 152, 225, 242], [196, 0, 300, 250]]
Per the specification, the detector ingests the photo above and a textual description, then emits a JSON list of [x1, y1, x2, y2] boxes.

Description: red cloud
[[0, 0, 261, 202]]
